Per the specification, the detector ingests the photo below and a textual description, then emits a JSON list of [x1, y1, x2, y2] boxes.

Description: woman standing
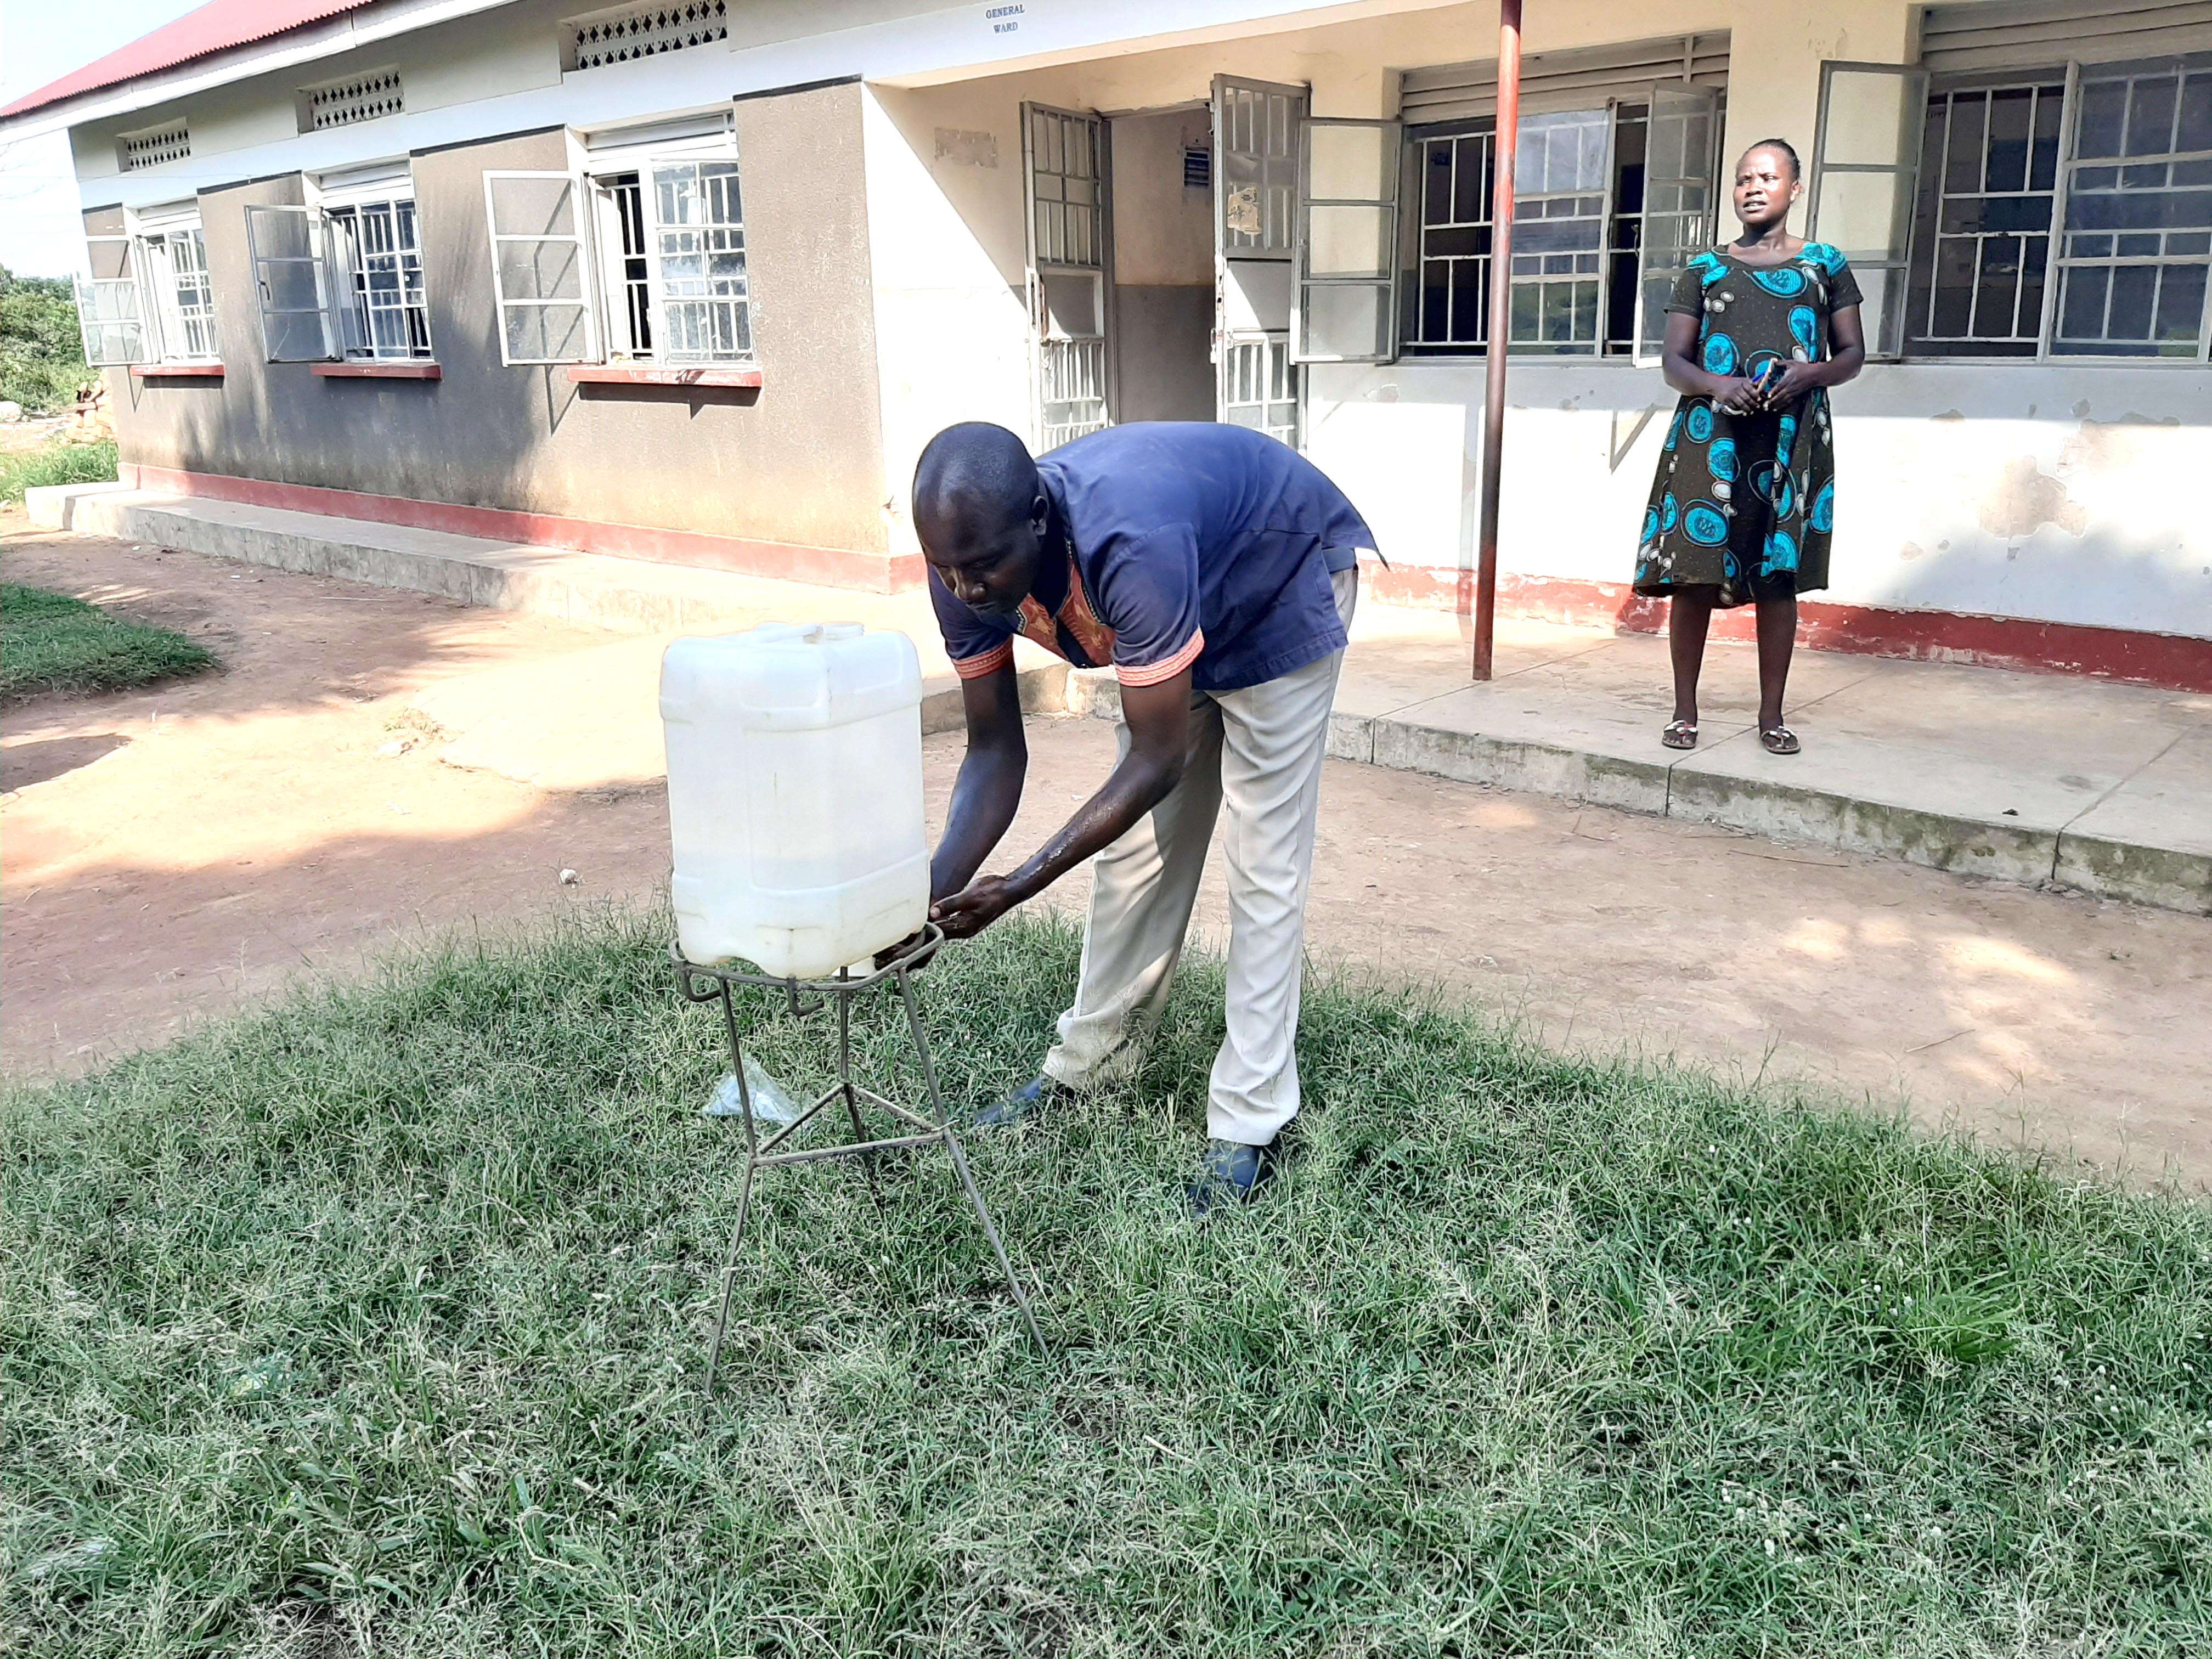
[[1634, 139, 1865, 754]]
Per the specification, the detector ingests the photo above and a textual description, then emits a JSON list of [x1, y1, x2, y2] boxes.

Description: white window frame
[[565, 131, 757, 366], [134, 216, 222, 364], [1293, 116, 1402, 365], [245, 204, 343, 362], [641, 153, 752, 363], [2047, 53, 2212, 363], [1900, 69, 2070, 357], [1632, 82, 1723, 365], [484, 171, 600, 366], [586, 168, 657, 359], [76, 235, 152, 367], [242, 173, 434, 364], [1808, 60, 1933, 360], [322, 196, 433, 360]]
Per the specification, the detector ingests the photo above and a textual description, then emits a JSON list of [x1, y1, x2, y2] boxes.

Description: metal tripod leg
[[693, 930, 1048, 1403], [704, 982, 759, 1402], [897, 966, 1048, 1355], [837, 975, 884, 1214]]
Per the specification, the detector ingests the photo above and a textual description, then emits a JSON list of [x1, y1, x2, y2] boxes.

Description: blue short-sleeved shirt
[[930, 423, 1377, 695]]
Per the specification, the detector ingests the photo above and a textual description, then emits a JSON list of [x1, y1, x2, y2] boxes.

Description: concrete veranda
[[30, 482, 2208, 916], [5, 507, 2207, 1188]]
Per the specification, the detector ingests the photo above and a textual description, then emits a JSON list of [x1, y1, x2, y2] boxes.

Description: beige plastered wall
[[97, 81, 889, 555]]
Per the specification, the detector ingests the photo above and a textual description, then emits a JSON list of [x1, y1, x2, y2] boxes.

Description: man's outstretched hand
[[931, 873, 1024, 940]]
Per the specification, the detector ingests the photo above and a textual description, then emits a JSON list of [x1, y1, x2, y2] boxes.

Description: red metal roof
[[0, 1, 382, 120]]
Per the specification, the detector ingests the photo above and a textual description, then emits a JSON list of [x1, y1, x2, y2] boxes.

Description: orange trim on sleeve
[[953, 640, 1015, 679], [1115, 629, 1205, 688]]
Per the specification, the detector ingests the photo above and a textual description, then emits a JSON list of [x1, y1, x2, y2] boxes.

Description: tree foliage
[[1, 265, 91, 415]]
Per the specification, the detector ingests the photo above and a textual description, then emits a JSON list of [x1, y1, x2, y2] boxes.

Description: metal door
[[1213, 75, 1308, 444], [1023, 102, 1113, 449]]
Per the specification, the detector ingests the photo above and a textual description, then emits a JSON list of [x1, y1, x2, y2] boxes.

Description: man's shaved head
[[915, 422, 1039, 534], [913, 422, 1049, 620]]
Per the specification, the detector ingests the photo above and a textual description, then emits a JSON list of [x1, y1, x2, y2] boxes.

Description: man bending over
[[915, 420, 1375, 1210]]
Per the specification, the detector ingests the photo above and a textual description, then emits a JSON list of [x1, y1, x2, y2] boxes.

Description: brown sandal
[[1662, 720, 1699, 751], [1760, 725, 1801, 755]]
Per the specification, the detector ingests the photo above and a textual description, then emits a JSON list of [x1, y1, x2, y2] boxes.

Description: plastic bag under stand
[[704, 1053, 805, 1126]]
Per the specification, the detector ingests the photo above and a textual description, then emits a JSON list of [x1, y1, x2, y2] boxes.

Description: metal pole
[[1472, 0, 1522, 681]]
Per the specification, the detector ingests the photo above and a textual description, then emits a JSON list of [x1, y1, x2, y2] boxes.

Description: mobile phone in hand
[[1754, 362, 1788, 402]]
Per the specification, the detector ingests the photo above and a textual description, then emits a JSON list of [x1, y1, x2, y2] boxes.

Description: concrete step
[[1065, 623, 2212, 916], [29, 482, 912, 634]]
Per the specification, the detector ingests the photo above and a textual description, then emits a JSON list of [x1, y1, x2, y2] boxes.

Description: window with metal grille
[[146, 228, 220, 360], [327, 200, 433, 358], [304, 69, 403, 132], [1406, 101, 1701, 357], [488, 148, 754, 369], [650, 158, 749, 359], [1904, 78, 2066, 355], [120, 122, 190, 172], [1894, 54, 2210, 359], [601, 173, 654, 356], [2056, 55, 2212, 357], [1024, 105, 1108, 445], [1219, 336, 1297, 447], [565, 2, 728, 73]]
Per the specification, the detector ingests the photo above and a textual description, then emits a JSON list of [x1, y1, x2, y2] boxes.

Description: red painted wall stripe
[[1363, 562, 2212, 695], [118, 464, 925, 596]]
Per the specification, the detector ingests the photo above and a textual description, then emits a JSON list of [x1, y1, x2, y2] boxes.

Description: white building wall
[[862, 82, 1035, 555], [1304, 360, 2212, 637]]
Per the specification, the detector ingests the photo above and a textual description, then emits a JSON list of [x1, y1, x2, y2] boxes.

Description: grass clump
[[1, 578, 215, 704], [5, 910, 2209, 1656], [0, 437, 120, 506]]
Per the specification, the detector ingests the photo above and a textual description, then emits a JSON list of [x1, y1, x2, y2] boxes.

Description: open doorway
[[1107, 105, 1214, 422], [1019, 78, 1331, 448]]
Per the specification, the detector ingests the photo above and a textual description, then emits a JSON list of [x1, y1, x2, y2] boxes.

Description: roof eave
[[0, 0, 518, 145]]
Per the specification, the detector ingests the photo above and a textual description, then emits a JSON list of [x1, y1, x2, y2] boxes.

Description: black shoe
[[1189, 1138, 1279, 1215], [973, 1075, 1065, 1130]]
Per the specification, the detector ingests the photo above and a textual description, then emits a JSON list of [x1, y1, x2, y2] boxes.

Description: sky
[[0, 0, 206, 277]]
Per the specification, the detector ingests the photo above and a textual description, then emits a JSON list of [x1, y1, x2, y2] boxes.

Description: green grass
[[1, 577, 215, 704], [1, 437, 120, 507], [5, 910, 2209, 1656]]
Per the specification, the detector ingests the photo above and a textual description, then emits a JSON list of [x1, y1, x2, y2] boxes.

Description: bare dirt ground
[[7, 514, 2207, 1187]]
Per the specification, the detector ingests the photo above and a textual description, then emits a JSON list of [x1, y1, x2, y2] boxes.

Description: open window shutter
[[245, 204, 338, 362], [1632, 83, 1720, 365], [484, 172, 599, 366], [1294, 118, 1401, 364], [646, 154, 751, 363], [76, 236, 150, 366], [1807, 60, 1931, 360]]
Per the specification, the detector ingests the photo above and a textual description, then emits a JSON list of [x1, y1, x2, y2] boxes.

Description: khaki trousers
[[1041, 569, 1356, 1145]]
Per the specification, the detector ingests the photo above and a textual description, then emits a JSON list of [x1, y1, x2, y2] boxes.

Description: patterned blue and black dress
[[1634, 243, 1861, 607]]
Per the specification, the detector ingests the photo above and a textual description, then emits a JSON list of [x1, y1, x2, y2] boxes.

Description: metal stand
[[675, 924, 1046, 1396]]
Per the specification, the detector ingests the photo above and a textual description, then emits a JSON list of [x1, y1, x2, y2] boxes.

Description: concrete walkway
[[29, 481, 2211, 914]]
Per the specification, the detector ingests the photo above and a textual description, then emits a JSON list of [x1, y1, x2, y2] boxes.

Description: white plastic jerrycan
[[661, 623, 928, 979]]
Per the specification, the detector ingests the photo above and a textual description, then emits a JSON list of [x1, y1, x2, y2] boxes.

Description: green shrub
[[1, 264, 91, 416]]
